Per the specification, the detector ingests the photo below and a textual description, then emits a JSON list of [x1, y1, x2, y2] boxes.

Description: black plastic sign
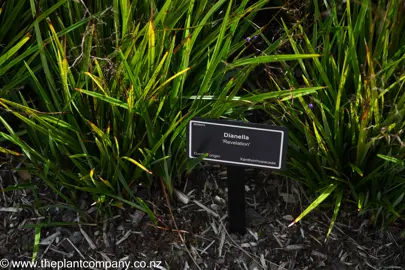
[[187, 118, 288, 170]]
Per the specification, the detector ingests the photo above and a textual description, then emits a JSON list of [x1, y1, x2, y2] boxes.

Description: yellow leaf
[[98, 176, 114, 190], [122, 156, 152, 174], [0, 147, 21, 156]]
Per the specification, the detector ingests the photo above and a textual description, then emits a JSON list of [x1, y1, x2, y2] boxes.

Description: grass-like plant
[[266, 0, 405, 236], [0, 1, 70, 97], [0, 0, 321, 221]]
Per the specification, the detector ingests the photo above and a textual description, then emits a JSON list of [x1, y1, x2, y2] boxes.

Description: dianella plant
[[0, 0, 66, 134], [0, 0, 320, 219], [268, 0, 405, 236], [0, 0, 35, 99]]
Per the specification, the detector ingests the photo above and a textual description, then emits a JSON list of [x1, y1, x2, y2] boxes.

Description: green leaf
[[289, 183, 338, 227], [74, 88, 129, 109], [326, 190, 343, 239], [229, 54, 320, 68], [0, 34, 31, 67], [32, 226, 41, 262], [377, 154, 404, 165], [244, 87, 325, 103]]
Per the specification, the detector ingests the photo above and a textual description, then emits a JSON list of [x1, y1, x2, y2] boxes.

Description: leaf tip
[[288, 220, 296, 227]]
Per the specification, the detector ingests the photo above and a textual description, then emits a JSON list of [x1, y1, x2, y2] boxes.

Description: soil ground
[[0, 162, 404, 270]]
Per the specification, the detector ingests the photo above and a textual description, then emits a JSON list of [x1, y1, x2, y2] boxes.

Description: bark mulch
[[0, 161, 404, 270]]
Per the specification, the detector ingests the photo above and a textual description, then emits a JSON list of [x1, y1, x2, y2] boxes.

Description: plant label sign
[[187, 117, 288, 170], [187, 117, 288, 234]]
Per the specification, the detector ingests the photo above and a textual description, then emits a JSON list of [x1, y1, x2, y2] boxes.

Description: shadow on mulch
[[0, 162, 404, 270]]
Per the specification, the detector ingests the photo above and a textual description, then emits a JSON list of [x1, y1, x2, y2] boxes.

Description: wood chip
[[0, 207, 20, 213], [40, 231, 61, 245], [49, 247, 73, 258], [59, 238, 76, 253], [214, 195, 226, 205], [219, 214, 228, 222], [300, 226, 305, 238], [190, 245, 200, 259], [99, 251, 111, 261], [38, 239, 54, 260], [240, 242, 257, 248], [130, 210, 145, 228], [119, 256, 129, 261], [211, 222, 218, 235], [279, 193, 296, 203], [65, 238, 85, 259], [260, 254, 266, 269], [311, 250, 327, 259], [193, 200, 219, 218], [103, 218, 110, 248], [210, 204, 222, 211], [278, 262, 288, 270], [116, 230, 131, 246], [218, 229, 226, 257], [272, 233, 284, 248], [174, 188, 190, 204], [282, 215, 294, 221], [247, 229, 259, 241], [200, 226, 211, 236], [246, 208, 266, 227], [282, 244, 306, 251], [79, 226, 97, 250], [200, 240, 215, 254]]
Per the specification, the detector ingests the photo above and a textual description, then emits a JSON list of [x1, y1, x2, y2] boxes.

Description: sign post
[[227, 165, 246, 234], [187, 117, 288, 234]]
